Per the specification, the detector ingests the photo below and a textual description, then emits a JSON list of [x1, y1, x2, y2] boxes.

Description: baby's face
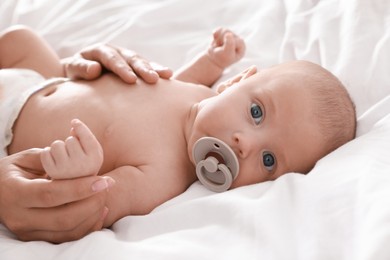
[[189, 63, 327, 188]]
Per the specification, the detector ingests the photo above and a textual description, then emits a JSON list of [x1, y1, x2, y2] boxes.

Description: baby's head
[[190, 60, 356, 188], [289, 61, 356, 158]]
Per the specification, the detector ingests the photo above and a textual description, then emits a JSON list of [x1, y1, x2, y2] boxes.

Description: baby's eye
[[250, 103, 263, 125], [263, 151, 276, 172]]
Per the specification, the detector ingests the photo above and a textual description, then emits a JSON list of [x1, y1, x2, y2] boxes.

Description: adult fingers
[[66, 44, 173, 84], [150, 62, 173, 80], [15, 199, 108, 243], [17, 176, 115, 208], [12, 148, 46, 176], [80, 45, 138, 84], [40, 147, 57, 178], [27, 193, 105, 231], [122, 53, 158, 84], [62, 56, 103, 81], [118, 48, 174, 84]]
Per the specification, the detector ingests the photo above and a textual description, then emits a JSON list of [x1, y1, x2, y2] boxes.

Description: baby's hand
[[41, 119, 104, 179], [207, 28, 246, 69]]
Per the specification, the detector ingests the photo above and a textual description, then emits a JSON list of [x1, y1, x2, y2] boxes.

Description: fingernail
[[104, 176, 116, 188], [129, 72, 137, 79], [92, 177, 115, 192], [92, 179, 107, 192], [86, 64, 92, 74], [71, 118, 81, 126], [125, 71, 137, 83], [148, 70, 158, 76]]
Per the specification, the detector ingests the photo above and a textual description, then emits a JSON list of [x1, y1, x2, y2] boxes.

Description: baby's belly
[[9, 81, 109, 151], [8, 75, 142, 171], [7, 74, 197, 174]]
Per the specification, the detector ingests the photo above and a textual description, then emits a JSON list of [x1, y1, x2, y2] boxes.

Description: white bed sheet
[[1, 0, 390, 259]]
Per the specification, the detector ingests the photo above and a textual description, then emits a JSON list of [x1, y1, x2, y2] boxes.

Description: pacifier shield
[[192, 137, 239, 192]]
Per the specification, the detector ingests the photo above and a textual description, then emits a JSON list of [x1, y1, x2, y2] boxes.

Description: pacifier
[[192, 137, 239, 192]]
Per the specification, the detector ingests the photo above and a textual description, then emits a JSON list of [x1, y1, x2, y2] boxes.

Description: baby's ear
[[216, 66, 257, 93]]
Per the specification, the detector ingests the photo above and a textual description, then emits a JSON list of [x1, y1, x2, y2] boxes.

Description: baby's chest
[[107, 135, 196, 187], [100, 118, 192, 175]]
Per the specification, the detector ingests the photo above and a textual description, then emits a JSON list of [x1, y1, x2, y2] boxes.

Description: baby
[[2, 27, 356, 228]]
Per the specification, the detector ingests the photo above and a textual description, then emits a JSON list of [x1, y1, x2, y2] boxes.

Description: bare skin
[[8, 56, 326, 229], [4, 27, 246, 230], [0, 25, 174, 243], [9, 75, 215, 225], [1, 26, 332, 242]]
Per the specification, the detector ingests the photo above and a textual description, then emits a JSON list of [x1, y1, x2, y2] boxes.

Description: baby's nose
[[232, 132, 254, 159]]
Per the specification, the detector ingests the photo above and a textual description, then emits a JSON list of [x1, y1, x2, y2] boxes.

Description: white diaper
[[0, 69, 68, 158]]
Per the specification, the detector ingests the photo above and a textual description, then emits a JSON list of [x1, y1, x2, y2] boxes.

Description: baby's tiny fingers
[[40, 147, 60, 179], [235, 37, 246, 58], [222, 33, 235, 52], [49, 140, 69, 168], [71, 119, 103, 160], [65, 136, 84, 159], [212, 28, 224, 46]]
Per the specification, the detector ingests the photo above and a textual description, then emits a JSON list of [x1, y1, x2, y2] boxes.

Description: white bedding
[[1, 0, 390, 259]]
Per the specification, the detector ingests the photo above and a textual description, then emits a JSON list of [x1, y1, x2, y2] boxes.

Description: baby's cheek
[[231, 168, 264, 189]]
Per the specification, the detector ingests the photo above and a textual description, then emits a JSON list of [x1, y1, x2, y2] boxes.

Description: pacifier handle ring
[[192, 137, 239, 192], [196, 160, 233, 193]]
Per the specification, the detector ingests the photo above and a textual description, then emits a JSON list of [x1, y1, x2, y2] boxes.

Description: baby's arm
[[100, 164, 186, 227], [40, 119, 103, 180], [0, 25, 63, 78], [174, 28, 245, 87]]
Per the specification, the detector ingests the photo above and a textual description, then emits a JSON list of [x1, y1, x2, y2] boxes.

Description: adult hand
[[61, 44, 173, 84], [0, 148, 115, 243]]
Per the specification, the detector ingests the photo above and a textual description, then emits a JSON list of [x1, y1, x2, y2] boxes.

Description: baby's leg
[[41, 119, 104, 179]]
